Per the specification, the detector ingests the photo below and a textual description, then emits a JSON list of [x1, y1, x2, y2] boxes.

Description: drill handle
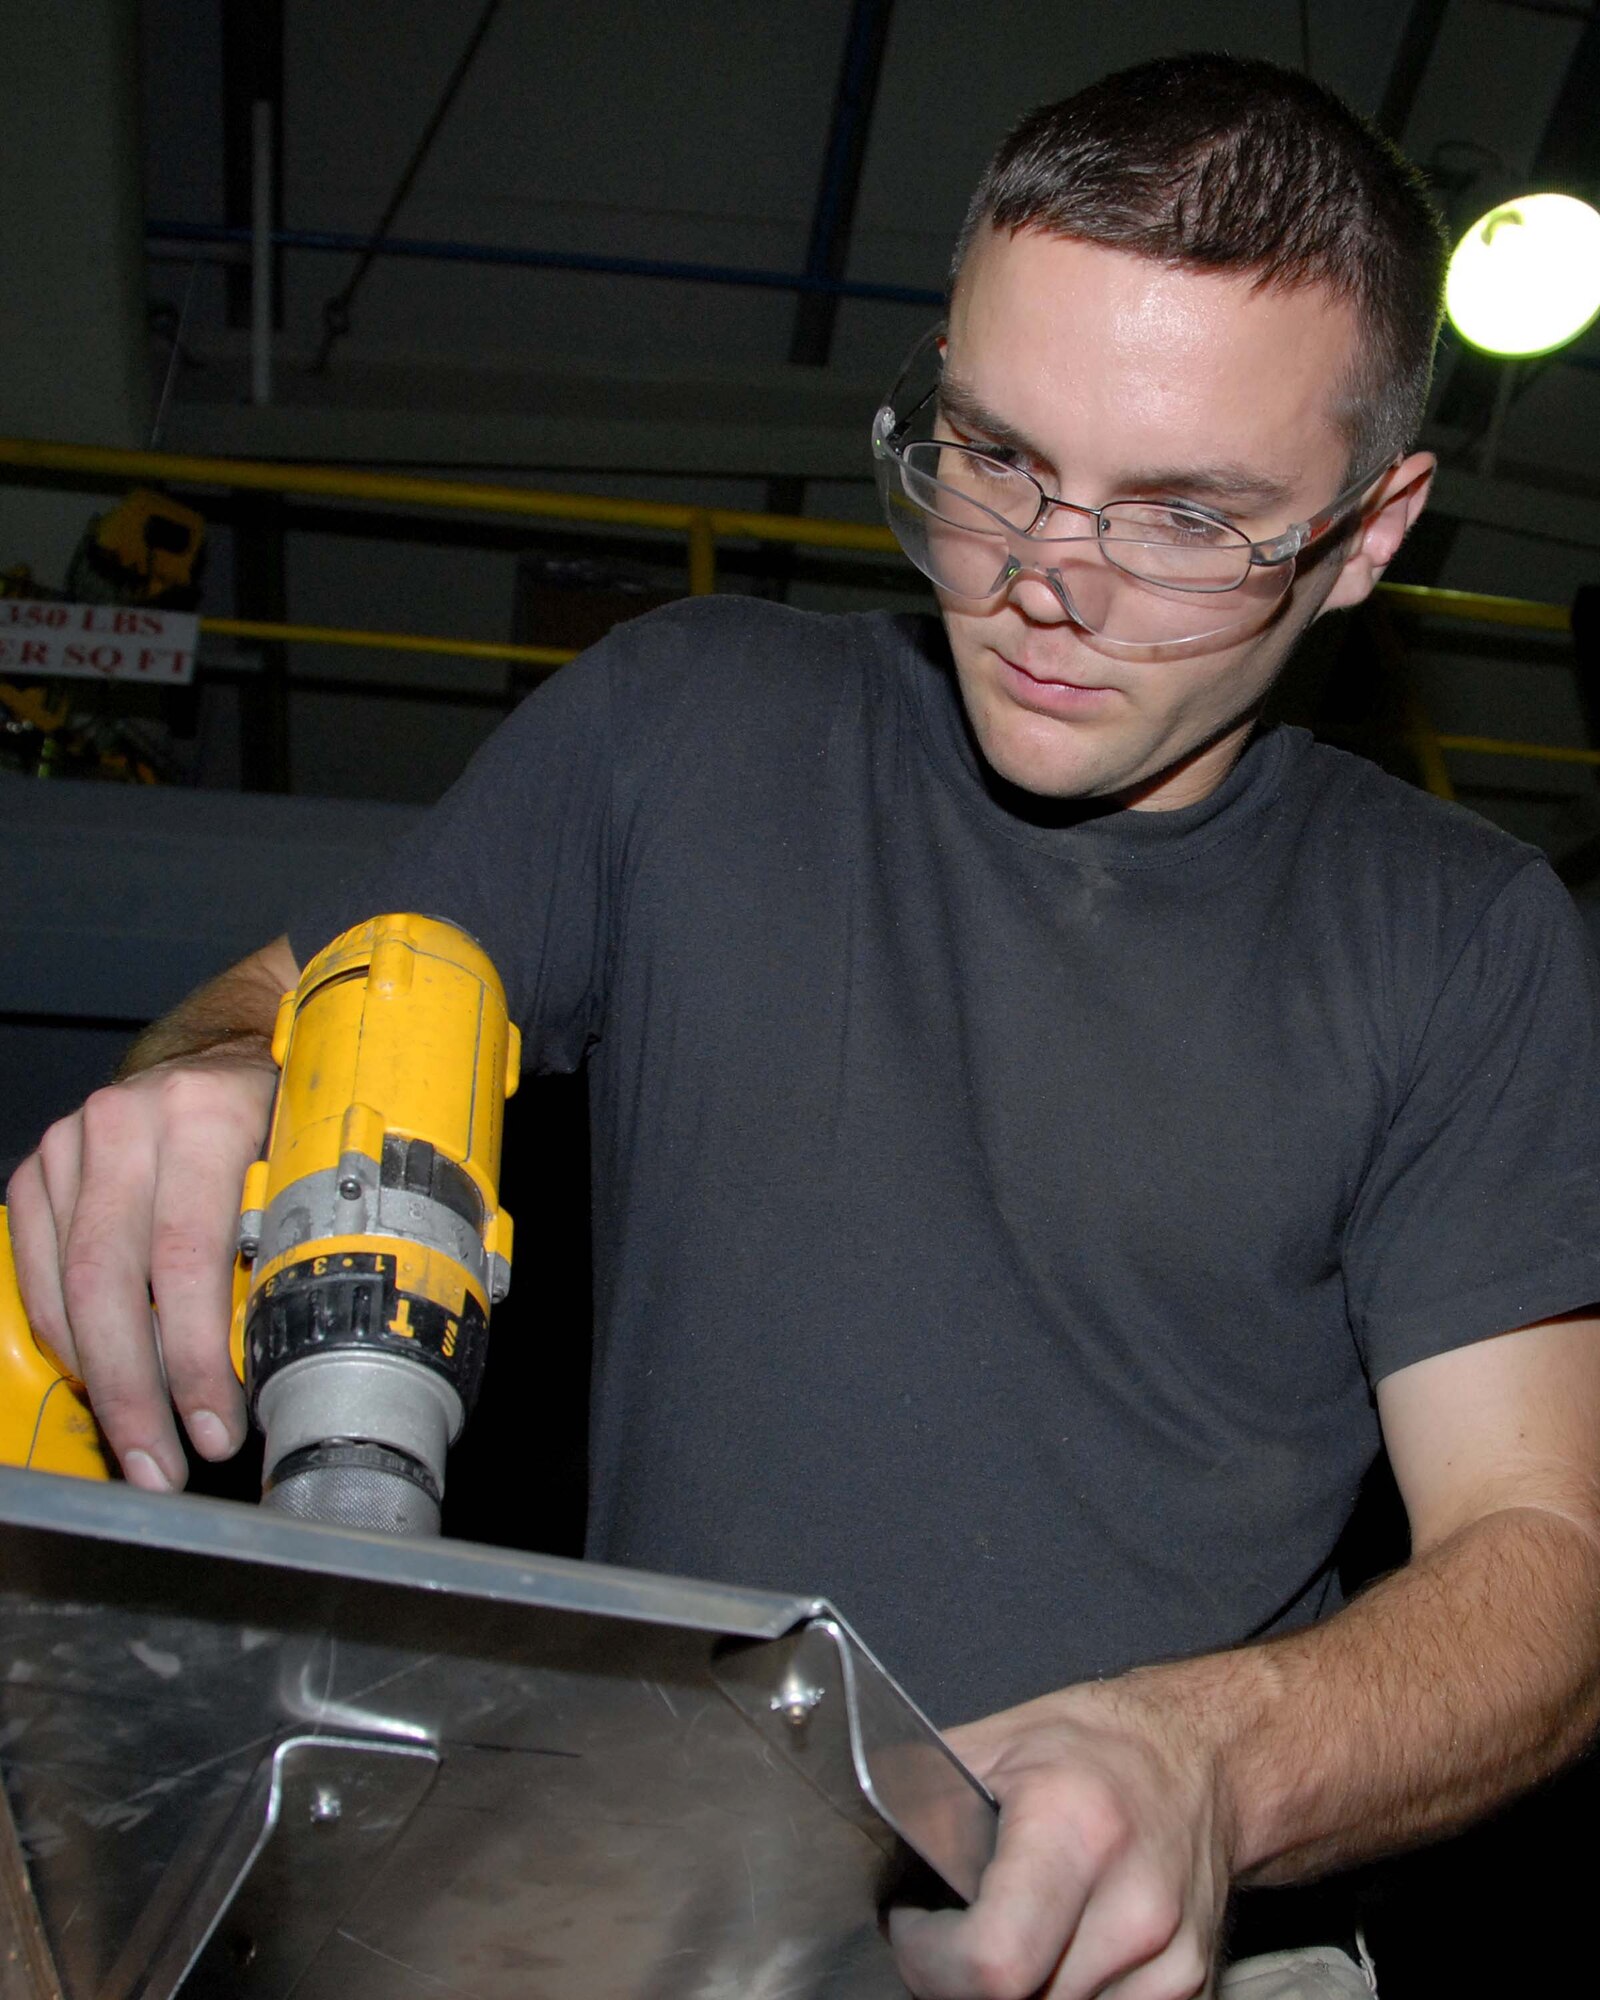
[[0, 1207, 115, 1478]]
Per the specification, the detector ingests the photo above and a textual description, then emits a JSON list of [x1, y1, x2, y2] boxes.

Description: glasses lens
[[905, 442, 1043, 531], [1097, 504, 1254, 591], [1078, 556, 1291, 648], [1065, 501, 1288, 643], [878, 446, 1013, 598]]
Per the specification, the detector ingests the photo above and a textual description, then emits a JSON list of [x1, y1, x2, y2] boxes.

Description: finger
[[146, 1078, 255, 1457], [6, 1148, 78, 1378], [35, 1102, 85, 1226], [37, 1114, 88, 1372], [1043, 1871, 1184, 1999], [890, 1793, 1092, 1999], [1089, 1925, 1214, 2000], [61, 1092, 185, 1491], [890, 1908, 1015, 2000]]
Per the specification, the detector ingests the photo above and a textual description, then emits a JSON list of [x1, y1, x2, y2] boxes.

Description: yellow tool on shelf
[[0, 914, 520, 1535], [69, 486, 207, 608]]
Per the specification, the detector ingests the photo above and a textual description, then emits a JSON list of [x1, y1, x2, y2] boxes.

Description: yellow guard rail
[[0, 436, 1580, 797]]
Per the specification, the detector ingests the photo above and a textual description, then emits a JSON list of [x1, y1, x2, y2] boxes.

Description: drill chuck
[[265, 1441, 443, 1536]]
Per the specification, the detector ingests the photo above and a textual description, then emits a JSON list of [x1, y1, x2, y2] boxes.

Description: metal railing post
[[1402, 693, 1458, 801], [687, 511, 717, 596], [1364, 598, 1457, 802], [233, 491, 291, 792]]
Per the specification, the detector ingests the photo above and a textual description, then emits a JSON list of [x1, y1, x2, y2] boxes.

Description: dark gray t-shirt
[[292, 598, 1600, 1725]]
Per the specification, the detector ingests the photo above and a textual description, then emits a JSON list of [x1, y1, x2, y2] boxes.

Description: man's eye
[[943, 425, 1027, 473], [1169, 512, 1231, 544], [1110, 502, 1236, 545], [963, 451, 1028, 492]]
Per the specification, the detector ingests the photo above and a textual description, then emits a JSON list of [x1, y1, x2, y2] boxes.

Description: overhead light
[[1445, 193, 1600, 357]]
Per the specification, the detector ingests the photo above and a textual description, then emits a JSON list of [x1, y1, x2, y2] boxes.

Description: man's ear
[[1315, 451, 1436, 618]]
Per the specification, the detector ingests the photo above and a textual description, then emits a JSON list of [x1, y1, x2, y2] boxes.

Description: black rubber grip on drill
[[245, 1249, 490, 1412], [380, 1134, 484, 1230]]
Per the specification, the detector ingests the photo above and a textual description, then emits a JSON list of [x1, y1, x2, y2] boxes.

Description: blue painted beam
[[791, 0, 898, 365], [147, 220, 944, 311]]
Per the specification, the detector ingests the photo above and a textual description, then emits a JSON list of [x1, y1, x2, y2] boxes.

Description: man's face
[[938, 228, 1372, 809]]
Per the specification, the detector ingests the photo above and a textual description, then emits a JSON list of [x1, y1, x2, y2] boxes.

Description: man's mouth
[[1006, 658, 1108, 690], [997, 654, 1121, 707]]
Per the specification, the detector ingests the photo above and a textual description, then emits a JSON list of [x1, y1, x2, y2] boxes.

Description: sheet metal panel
[[0, 1468, 993, 1999]]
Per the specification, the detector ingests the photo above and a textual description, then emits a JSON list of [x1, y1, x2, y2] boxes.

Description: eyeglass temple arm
[[1259, 456, 1402, 563]]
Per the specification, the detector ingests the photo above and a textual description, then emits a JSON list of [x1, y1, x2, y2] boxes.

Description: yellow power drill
[[0, 914, 519, 1535]]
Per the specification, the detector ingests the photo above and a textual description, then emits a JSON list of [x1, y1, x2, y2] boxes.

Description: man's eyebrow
[[936, 377, 1050, 461], [1113, 464, 1298, 513]]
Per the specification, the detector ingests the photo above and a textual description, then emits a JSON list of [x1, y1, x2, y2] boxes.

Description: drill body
[[0, 913, 519, 1535]]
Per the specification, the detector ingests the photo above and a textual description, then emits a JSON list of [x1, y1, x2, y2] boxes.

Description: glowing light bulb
[[1446, 193, 1600, 357]]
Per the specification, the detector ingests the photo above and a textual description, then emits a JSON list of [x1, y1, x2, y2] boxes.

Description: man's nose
[[1006, 563, 1082, 626]]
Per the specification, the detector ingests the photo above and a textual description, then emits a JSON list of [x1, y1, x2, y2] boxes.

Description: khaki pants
[[1220, 1945, 1377, 1998]]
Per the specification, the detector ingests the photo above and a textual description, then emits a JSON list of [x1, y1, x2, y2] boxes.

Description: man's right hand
[[4, 937, 299, 1490]]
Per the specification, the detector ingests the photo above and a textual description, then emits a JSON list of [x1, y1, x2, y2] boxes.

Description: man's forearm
[[116, 936, 299, 1079], [898, 1506, 1600, 1997], [1125, 1504, 1600, 1884]]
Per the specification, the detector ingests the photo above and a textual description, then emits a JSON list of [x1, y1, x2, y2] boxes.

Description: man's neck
[[1117, 715, 1260, 812]]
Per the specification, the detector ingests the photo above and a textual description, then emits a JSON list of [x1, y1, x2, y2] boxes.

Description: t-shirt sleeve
[[1345, 857, 1600, 1380], [287, 644, 615, 1075]]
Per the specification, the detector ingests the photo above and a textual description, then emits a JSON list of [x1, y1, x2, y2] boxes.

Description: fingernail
[[124, 1450, 173, 1494], [187, 1409, 232, 1459]]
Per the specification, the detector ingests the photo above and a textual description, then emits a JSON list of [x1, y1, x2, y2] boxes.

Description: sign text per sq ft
[[0, 600, 199, 684]]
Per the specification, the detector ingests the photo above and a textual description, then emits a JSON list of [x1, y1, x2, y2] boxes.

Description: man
[[10, 53, 1600, 2000]]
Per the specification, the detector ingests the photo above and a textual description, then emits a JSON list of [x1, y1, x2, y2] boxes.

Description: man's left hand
[[890, 1677, 1235, 2000]]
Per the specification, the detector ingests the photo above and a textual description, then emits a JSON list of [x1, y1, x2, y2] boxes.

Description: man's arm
[[890, 1312, 1600, 2000], [5, 936, 300, 1490]]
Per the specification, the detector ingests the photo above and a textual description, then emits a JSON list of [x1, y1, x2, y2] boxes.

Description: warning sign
[[0, 600, 199, 684]]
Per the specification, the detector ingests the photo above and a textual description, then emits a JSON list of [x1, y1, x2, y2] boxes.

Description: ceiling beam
[[1375, 0, 1453, 139]]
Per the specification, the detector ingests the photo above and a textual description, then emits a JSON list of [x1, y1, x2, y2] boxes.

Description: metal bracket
[[712, 1618, 996, 1905], [118, 1734, 438, 2000]]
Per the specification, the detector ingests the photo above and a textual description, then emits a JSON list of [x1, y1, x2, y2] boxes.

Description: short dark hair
[[953, 53, 1448, 472]]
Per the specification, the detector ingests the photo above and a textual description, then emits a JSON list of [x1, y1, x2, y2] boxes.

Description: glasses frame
[[871, 327, 1398, 621]]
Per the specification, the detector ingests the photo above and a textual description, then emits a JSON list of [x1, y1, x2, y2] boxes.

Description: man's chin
[[968, 712, 1130, 802]]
